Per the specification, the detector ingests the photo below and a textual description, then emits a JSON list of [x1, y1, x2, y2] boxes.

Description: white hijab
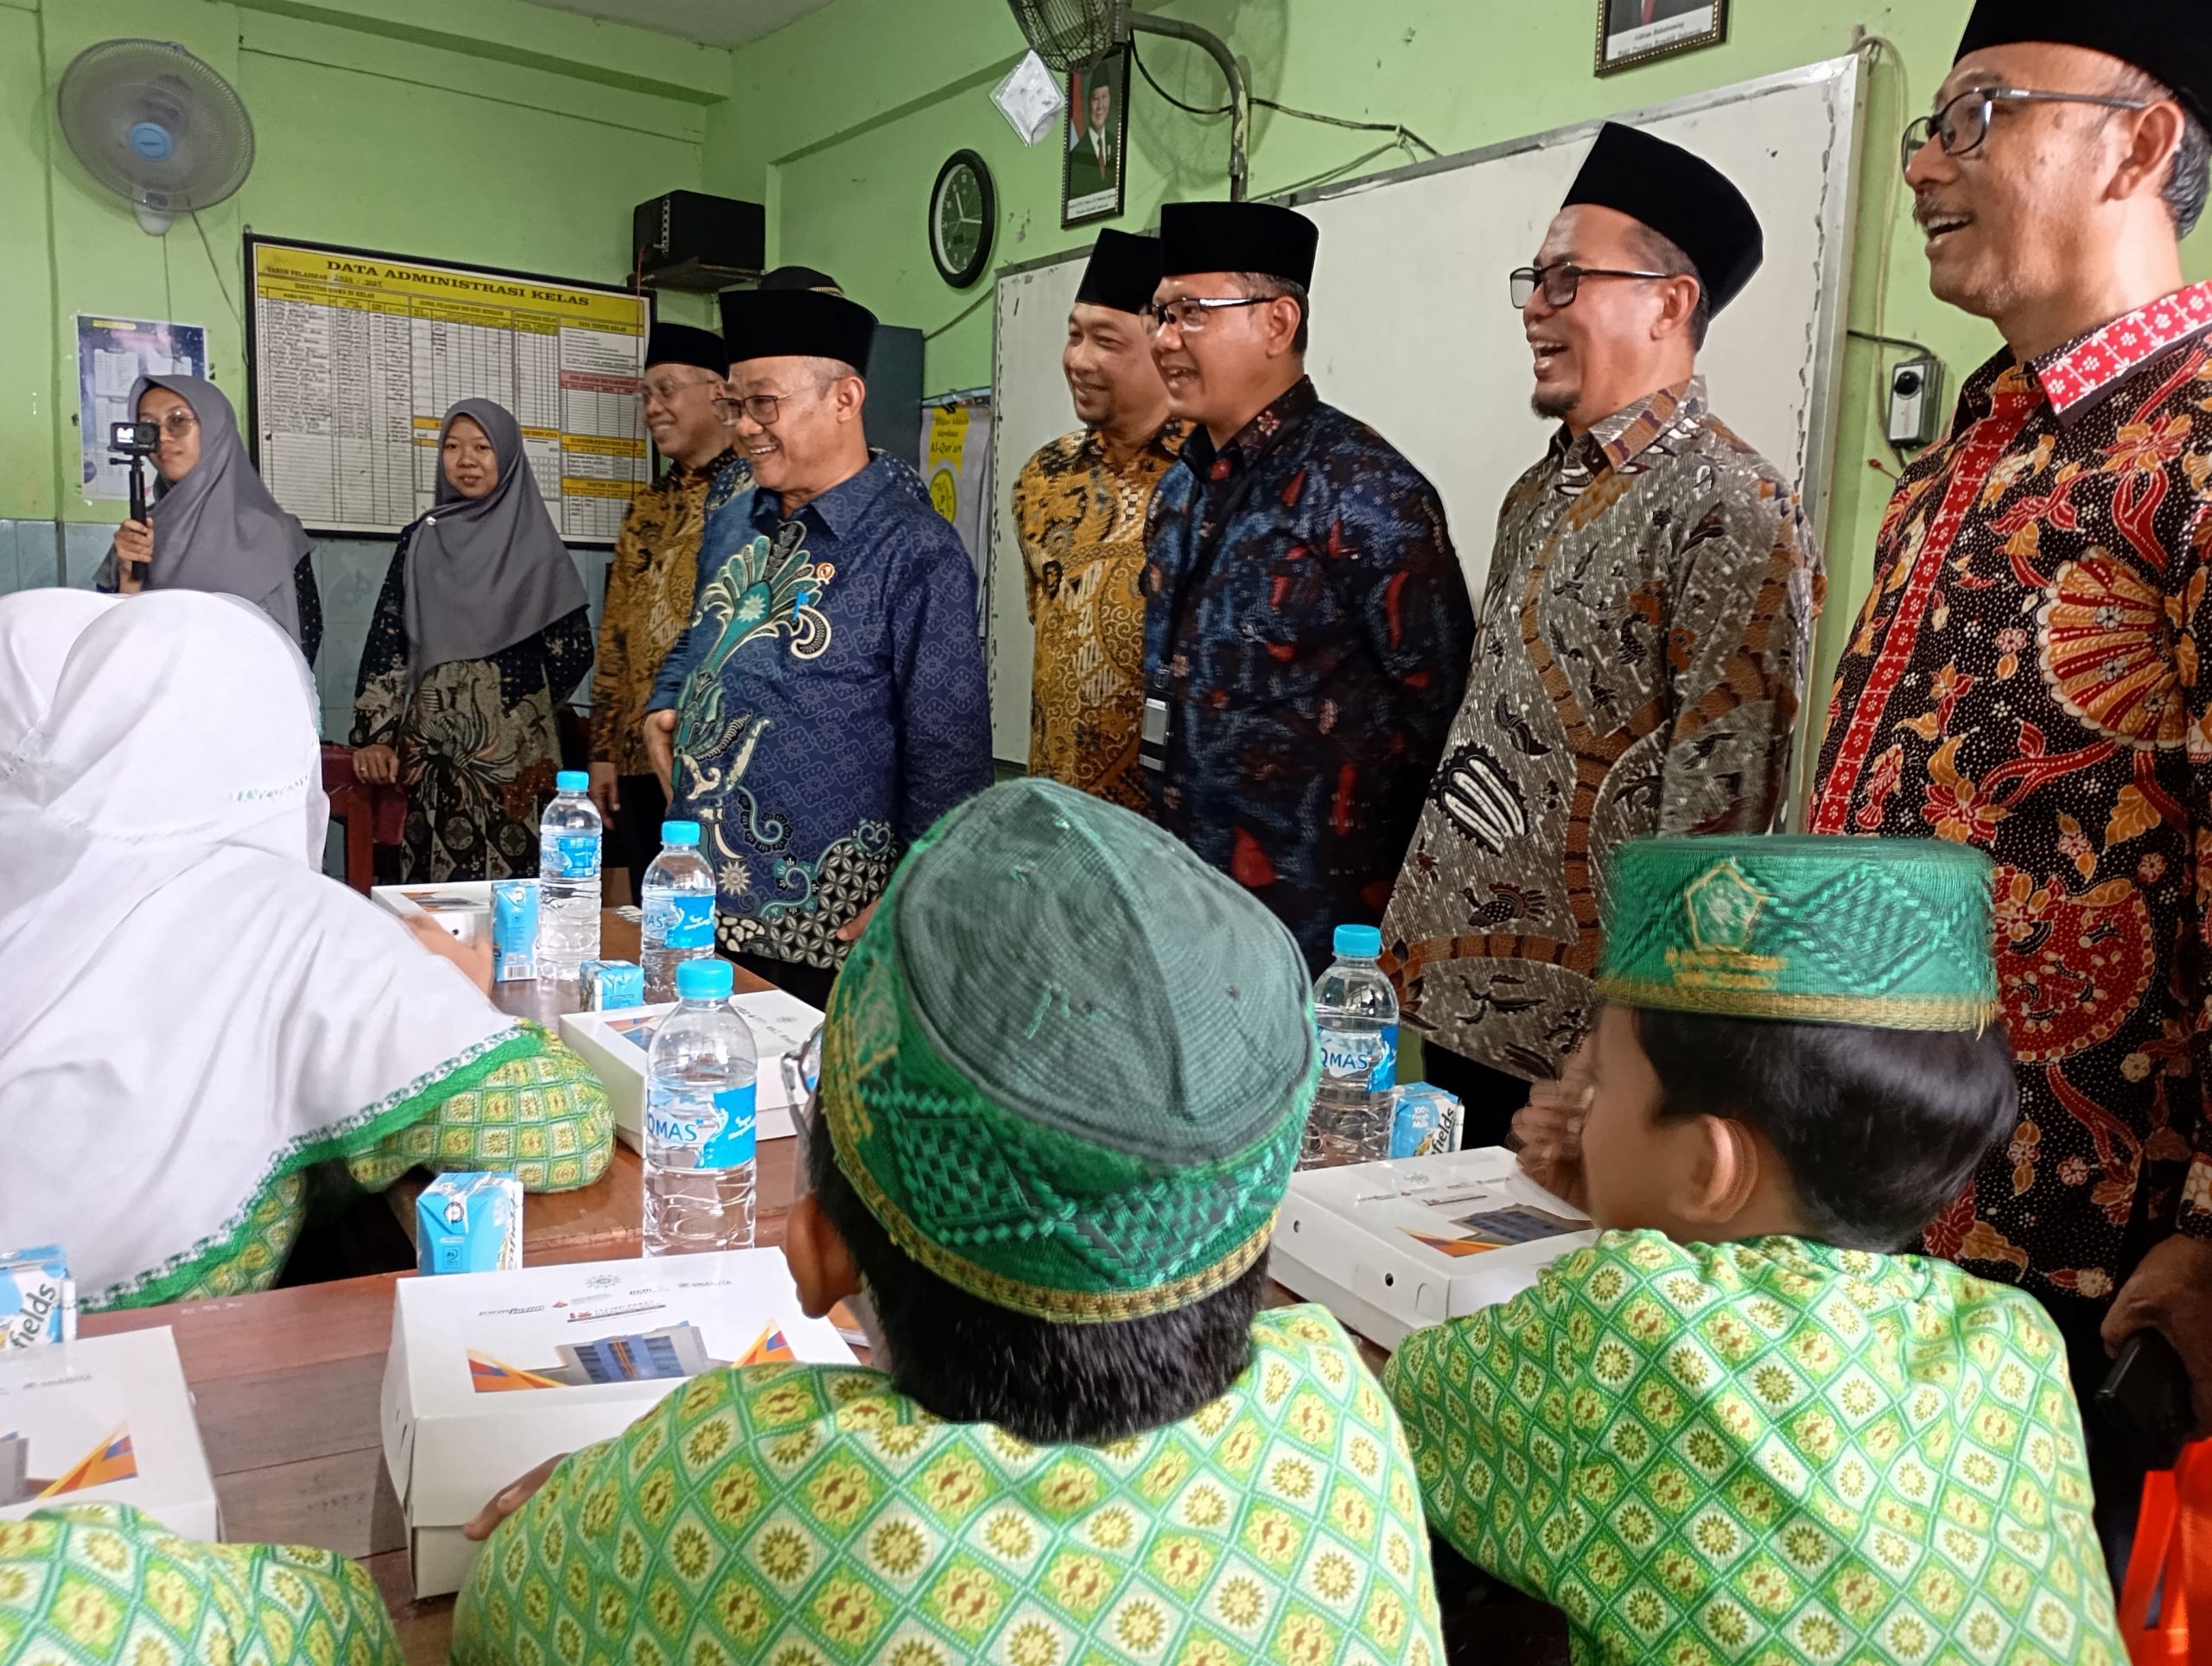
[[0, 592, 518, 1307], [0, 588, 116, 768]]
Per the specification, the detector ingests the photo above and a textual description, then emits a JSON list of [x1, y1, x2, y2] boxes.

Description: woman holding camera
[[349, 398, 591, 881], [105, 375, 321, 664]]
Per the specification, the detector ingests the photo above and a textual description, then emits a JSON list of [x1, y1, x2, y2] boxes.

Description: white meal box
[[0, 1328, 219, 1540], [371, 880, 494, 945], [560, 988, 824, 1152], [1269, 1146, 1598, 1351], [380, 1250, 855, 1598]]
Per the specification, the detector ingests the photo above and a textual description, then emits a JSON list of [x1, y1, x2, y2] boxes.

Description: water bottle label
[[1318, 1026, 1397, 1092], [663, 893, 715, 949], [543, 833, 601, 881], [701, 1083, 757, 1167]]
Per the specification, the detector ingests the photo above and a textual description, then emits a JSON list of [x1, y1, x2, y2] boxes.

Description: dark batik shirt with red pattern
[[1814, 280, 2212, 1301], [1144, 378, 1477, 969]]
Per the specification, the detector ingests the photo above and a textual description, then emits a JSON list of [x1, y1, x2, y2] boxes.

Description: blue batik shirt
[[1144, 377, 1476, 970], [649, 452, 992, 970]]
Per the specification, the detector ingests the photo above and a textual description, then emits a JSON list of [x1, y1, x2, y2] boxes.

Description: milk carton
[[416, 1173, 523, 1276], [0, 1248, 76, 1350]]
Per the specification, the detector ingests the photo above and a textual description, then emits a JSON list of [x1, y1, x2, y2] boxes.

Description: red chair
[[2122, 1440, 2212, 1663], [321, 743, 405, 894]]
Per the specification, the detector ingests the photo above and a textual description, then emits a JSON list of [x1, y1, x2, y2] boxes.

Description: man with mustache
[[644, 286, 990, 1008], [1382, 124, 1818, 1147], [1143, 200, 1475, 971], [1807, 1, 2212, 1561], [1014, 230, 1187, 811]]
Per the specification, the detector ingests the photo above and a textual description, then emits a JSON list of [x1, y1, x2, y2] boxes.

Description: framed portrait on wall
[[1596, 0, 1727, 76], [1063, 47, 1130, 228]]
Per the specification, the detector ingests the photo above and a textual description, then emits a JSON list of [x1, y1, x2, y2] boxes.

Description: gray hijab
[[404, 399, 586, 684], [131, 375, 308, 644]]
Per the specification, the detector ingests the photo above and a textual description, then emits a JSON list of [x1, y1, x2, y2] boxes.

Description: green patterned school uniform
[[454, 1305, 1444, 1666], [1384, 1231, 2125, 1666], [0, 1504, 401, 1665], [108, 1025, 611, 1311]]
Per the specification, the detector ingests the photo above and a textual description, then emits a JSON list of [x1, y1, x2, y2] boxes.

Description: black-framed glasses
[[1142, 296, 1271, 336], [1509, 263, 1673, 310], [1901, 85, 2150, 174], [712, 391, 788, 426]]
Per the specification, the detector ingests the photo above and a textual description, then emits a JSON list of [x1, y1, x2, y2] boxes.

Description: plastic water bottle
[[537, 770, 601, 983], [640, 820, 717, 1002], [644, 959, 758, 1256], [1304, 924, 1400, 1169]]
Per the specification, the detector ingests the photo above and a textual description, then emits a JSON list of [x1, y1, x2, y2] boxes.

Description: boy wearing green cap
[[1385, 836, 2125, 1666], [453, 779, 1444, 1666]]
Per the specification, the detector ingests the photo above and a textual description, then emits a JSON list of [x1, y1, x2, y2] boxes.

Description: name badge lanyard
[[1144, 418, 1305, 771]]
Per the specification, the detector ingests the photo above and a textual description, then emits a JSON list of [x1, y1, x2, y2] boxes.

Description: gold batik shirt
[[590, 448, 750, 779], [1014, 421, 1188, 811]]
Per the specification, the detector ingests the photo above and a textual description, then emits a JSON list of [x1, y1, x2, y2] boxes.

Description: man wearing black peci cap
[[1014, 229, 1188, 811], [588, 320, 750, 895], [1143, 200, 1476, 972], [1809, 2, 2212, 1564], [1384, 123, 1820, 1150], [645, 286, 990, 1008]]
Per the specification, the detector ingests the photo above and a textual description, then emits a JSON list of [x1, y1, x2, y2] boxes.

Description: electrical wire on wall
[[1128, 35, 1440, 194]]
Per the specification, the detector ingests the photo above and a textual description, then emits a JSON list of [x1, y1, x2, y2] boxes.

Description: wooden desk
[[387, 911, 782, 1260]]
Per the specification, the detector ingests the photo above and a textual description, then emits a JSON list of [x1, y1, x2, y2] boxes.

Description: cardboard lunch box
[[379, 1250, 855, 1597], [0, 1327, 219, 1541], [559, 986, 823, 1152], [1269, 1145, 1597, 1352]]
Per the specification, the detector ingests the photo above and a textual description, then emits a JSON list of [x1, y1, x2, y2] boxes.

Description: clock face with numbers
[[929, 149, 996, 289]]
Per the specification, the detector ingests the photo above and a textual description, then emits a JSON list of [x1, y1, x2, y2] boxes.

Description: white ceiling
[[516, 0, 837, 49]]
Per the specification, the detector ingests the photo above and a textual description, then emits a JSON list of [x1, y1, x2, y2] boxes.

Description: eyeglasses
[[145, 411, 197, 437], [782, 1026, 823, 1193], [1142, 296, 1271, 336], [1509, 263, 1673, 310], [1900, 85, 2151, 174], [641, 373, 721, 405], [712, 391, 791, 426]]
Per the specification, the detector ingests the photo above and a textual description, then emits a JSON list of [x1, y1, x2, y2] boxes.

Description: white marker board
[[987, 56, 1865, 764]]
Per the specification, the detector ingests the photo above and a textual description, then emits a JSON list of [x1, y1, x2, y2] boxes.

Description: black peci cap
[[1562, 122, 1764, 314], [1074, 228, 1164, 316], [1158, 200, 1319, 287], [718, 288, 878, 375], [643, 321, 728, 374], [1955, 0, 2209, 125]]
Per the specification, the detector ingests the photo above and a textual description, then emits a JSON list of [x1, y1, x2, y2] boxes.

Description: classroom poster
[[74, 315, 207, 503], [924, 396, 992, 594]]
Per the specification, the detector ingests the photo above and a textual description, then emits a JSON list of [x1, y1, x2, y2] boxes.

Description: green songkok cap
[[820, 779, 1318, 1324], [1597, 836, 1999, 1031]]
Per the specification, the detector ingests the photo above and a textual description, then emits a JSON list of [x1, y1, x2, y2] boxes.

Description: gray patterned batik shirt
[[1380, 378, 1821, 1078]]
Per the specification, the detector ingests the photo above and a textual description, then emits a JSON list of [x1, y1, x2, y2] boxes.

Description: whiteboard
[[245, 237, 652, 545], [986, 56, 1865, 764]]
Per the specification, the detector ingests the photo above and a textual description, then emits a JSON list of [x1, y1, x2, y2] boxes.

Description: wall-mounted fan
[[56, 39, 256, 236], [1006, 0, 1249, 200]]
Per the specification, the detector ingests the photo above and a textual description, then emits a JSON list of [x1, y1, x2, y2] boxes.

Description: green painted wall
[[711, 0, 2212, 749], [3, 0, 725, 529]]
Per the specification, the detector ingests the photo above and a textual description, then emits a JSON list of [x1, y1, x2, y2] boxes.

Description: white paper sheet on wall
[[74, 315, 208, 503]]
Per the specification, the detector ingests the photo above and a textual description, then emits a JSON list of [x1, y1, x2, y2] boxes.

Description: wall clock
[[929, 149, 995, 289]]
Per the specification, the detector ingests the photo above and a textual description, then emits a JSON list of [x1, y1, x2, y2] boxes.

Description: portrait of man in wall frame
[[1063, 47, 1130, 229], [1597, 0, 1727, 76]]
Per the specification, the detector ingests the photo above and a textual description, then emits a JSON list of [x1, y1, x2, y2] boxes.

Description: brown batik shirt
[[1013, 420, 1188, 811], [1814, 281, 2212, 1300], [1382, 378, 1821, 1079], [589, 448, 749, 779]]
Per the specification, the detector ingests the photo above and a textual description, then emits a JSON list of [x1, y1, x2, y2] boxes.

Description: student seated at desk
[[1384, 836, 2126, 1666], [0, 590, 611, 1311], [452, 779, 1446, 1666]]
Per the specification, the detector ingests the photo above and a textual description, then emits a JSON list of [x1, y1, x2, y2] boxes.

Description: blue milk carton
[[580, 959, 645, 1012], [1389, 1083, 1465, 1160], [0, 1246, 77, 1348], [493, 880, 540, 982], [416, 1173, 524, 1275]]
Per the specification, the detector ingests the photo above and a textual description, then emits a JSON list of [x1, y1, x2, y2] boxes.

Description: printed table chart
[[247, 240, 650, 544]]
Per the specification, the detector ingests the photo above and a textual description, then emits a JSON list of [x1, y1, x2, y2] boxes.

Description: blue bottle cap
[[556, 770, 590, 793], [1333, 924, 1383, 960], [661, 821, 702, 847], [676, 958, 735, 1001]]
